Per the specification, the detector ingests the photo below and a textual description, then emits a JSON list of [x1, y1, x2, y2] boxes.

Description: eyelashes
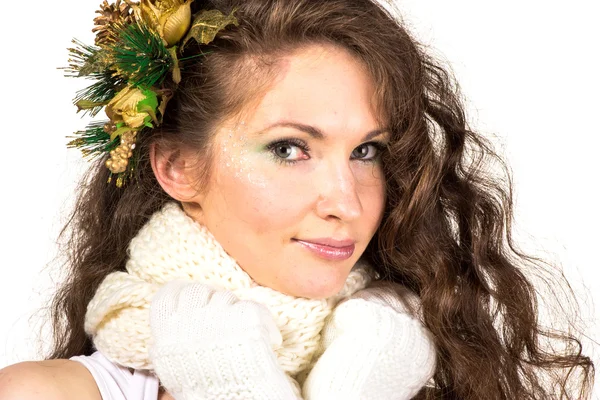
[[352, 141, 387, 161], [266, 138, 310, 164], [265, 137, 387, 165]]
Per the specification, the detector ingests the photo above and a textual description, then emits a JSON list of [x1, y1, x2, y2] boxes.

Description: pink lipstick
[[294, 238, 355, 261]]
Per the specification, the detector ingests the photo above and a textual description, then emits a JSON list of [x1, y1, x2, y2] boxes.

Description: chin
[[285, 272, 350, 300]]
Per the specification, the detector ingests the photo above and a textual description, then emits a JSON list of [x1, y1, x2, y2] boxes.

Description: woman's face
[[184, 44, 387, 299]]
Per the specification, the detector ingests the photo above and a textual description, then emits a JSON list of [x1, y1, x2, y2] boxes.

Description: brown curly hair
[[49, 0, 594, 398]]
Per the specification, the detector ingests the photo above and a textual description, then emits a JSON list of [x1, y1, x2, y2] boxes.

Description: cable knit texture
[[149, 280, 302, 399], [301, 292, 437, 399], [84, 203, 372, 390]]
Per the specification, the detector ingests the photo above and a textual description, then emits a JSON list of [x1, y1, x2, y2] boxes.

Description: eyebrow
[[260, 121, 389, 141]]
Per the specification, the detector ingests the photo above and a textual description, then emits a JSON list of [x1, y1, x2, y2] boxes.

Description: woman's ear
[[150, 142, 208, 224], [150, 142, 199, 202]]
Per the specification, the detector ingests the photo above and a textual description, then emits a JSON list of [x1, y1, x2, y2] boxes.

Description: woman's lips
[[294, 239, 355, 261]]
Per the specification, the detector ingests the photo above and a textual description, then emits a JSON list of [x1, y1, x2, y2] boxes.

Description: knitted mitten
[[302, 283, 437, 400], [149, 280, 300, 400]]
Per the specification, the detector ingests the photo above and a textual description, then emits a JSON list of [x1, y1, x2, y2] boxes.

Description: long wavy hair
[[49, 0, 594, 398]]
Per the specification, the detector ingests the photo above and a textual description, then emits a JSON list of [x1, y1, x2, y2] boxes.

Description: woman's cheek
[[354, 162, 386, 202], [223, 158, 317, 232], [352, 161, 385, 186]]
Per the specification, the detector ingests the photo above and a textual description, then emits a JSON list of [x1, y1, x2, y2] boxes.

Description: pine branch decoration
[[67, 121, 119, 158], [73, 72, 126, 117], [64, 40, 110, 78], [63, 40, 125, 116], [112, 21, 173, 88]]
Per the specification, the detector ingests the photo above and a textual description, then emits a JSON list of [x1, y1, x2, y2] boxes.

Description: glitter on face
[[219, 120, 266, 188]]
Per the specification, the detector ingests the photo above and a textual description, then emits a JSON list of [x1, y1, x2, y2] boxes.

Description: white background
[[0, 0, 598, 396]]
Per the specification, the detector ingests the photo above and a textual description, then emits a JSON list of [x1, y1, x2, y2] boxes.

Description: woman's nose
[[315, 161, 362, 222]]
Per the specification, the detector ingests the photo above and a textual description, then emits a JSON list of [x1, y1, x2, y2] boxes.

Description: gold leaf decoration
[[162, 1, 192, 46], [182, 8, 238, 49], [135, 0, 192, 47]]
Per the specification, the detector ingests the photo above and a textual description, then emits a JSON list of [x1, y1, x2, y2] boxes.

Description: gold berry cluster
[[106, 130, 138, 173]]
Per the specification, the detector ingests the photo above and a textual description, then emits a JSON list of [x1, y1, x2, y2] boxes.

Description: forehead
[[241, 44, 381, 132]]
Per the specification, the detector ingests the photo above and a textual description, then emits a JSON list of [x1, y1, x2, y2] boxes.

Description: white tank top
[[71, 351, 159, 400]]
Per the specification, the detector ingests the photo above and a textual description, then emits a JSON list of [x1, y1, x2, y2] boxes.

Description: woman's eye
[[351, 143, 381, 160], [267, 139, 309, 163], [274, 144, 296, 159]]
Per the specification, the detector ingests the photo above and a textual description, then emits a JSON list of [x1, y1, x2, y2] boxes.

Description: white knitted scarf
[[84, 202, 372, 380]]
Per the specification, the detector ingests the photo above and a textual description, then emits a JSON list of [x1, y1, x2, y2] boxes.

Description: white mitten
[[149, 280, 300, 400], [302, 283, 436, 400]]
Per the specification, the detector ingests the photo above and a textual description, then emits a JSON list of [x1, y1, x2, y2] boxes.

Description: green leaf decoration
[[109, 124, 131, 142], [67, 121, 119, 158], [143, 115, 154, 128], [137, 88, 159, 125], [156, 89, 174, 123], [112, 21, 173, 88], [182, 8, 238, 49], [75, 99, 109, 112], [168, 47, 182, 84], [137, 88, 159, 112]]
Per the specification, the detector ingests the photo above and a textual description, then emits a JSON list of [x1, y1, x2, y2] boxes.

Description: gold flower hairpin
[[65, 0, 238, 187]]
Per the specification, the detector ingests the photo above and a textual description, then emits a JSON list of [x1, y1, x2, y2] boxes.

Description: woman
[[0, 0, 594, 398]]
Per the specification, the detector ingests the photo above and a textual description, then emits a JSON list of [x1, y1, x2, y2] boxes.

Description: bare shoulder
[[0, 359, 101, 400]]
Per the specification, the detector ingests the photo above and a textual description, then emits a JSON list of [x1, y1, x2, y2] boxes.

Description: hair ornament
[[65, 0, 238, 187]]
